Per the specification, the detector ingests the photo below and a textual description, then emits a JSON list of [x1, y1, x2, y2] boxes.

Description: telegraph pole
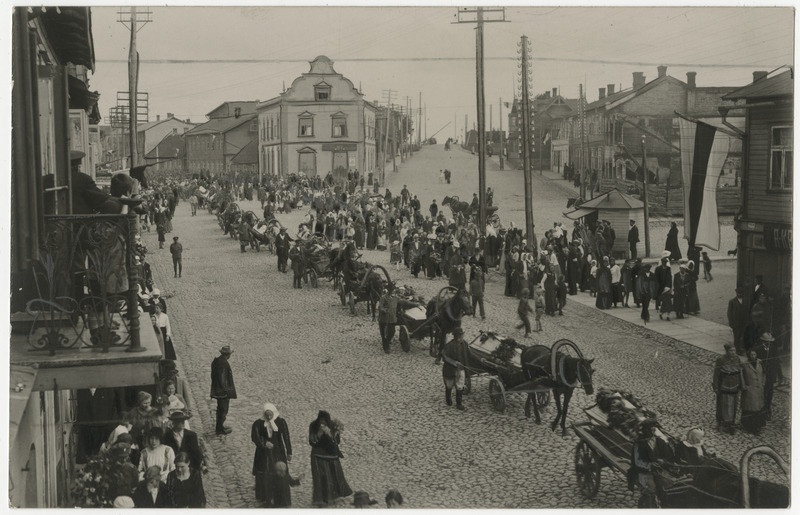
[[381, 89, 395, 183], [578, 84, 586, 199], [499, 97, 504, 169], [641, 135, 651, 257], [118, 7, 151, 168], [418, 92, 422, 147], [455, 6, 506, 233], [519, 35, 536, 251]]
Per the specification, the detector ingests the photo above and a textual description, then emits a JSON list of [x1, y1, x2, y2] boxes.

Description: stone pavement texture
[[139, 144, 789, 509]]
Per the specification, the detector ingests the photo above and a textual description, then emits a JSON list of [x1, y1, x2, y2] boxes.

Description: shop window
[[769, 126, 792, 191]]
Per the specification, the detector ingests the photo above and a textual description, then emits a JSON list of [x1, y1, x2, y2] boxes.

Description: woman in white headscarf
[[251, 403, 293, 507]]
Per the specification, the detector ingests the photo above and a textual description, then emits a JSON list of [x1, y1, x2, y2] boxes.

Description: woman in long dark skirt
[[252, 403, 293, 507], [309, 411, 352, 506], [665, 222, 683, 261], [595, 260, 613, 309], [685, 262, 701, 314], [544, 267, 557, 315]]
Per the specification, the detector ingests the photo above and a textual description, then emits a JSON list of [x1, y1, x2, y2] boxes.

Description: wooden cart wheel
[[488, 378, 506, 413], [308, 268, 319, 288], [574, 440, 602, 499], [398, 325, 411, 352]]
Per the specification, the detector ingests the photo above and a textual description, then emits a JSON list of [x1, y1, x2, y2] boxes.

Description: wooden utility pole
[[499, 97, 504, 170], [456, 6, 505, 232], [381, 89, 394, 183], [519, 35, 536, 251], [418, 92, 422, 146], [641, 135, 651, 257], [578, 84, 587, 199], [391, 104, 397, 173]]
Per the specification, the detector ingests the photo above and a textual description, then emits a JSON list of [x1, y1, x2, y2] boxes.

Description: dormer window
[[315, 81, 332, 101]]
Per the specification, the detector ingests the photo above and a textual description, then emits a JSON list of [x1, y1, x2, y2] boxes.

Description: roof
[[35, 7, 95, 71], [185, 114, 255, 136], [206, 101, 259, 118], [563, 189, 644, 219], [722, 70, 793, 101], [137, 116, 193, 133], [231, 139, 258, 165], [144, 133, 185, 159]]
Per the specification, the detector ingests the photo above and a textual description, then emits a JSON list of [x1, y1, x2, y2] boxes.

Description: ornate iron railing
[[25, 213, 143, 355]]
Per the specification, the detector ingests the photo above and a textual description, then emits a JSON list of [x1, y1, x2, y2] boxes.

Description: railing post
[[126, 211, 144, 353]]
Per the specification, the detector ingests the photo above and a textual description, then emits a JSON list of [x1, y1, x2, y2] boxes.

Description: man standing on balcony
[[170, 237, 183, 278], [211, 345, 237, 435]]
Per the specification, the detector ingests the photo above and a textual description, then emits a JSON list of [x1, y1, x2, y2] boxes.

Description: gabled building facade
[[135, 114, 194, 159], [256, 56, 377, 180], [184, 102, 258, 176]]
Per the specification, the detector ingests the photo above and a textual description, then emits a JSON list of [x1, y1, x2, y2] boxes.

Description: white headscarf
[[262, 403, 280, 432]]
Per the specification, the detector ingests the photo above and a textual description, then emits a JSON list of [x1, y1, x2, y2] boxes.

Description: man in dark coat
[[727, 287, 749, 355], [274, 227, 292, 272], [429, 200, 438, 219], [169, 236, 183, 278], [442, 327, 471, 410], [132, 466, 171, 508], [210, 346, 237, 435], [627, 220, 640, 259], [163, 411, 206, 471], [673, 265, 689, 319]]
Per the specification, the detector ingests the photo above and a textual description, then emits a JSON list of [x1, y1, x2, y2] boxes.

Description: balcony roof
[[10, 323, 162, 391]]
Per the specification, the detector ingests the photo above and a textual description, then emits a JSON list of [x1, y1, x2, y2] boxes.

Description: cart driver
[[441, 326, 471, 411], [630, 418, 661, 508]]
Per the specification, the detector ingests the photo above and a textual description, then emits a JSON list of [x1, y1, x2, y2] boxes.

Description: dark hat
[[352, 491, 378, 507], [452, 326, 465, 336], [219, 345, 233, 354], [639, 418, 660, 430], [735, 287, 744, 294], [173, 236, 179, 241], [109, 442, 131, 458], [69, 150, 85, 162], [168, 410, 191, 422], [115, 433, 134, 445]]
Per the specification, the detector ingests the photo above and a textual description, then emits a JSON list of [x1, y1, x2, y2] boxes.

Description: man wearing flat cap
[[211, 346, 237, 435], [727, 287, 748, 355], [441, 326, 472, 411]]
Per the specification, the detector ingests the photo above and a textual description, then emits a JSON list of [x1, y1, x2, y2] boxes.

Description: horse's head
[[441, 196, 451, 206], [455, 288, 473, 316], [578, 358, 595, 395]]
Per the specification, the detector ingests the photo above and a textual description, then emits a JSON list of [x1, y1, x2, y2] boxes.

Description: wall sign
[[763, 223, 792, 252]]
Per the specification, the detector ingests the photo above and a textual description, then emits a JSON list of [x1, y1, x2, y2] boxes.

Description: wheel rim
[[489, 379, 505, 412], [574, 441, 601, 498]]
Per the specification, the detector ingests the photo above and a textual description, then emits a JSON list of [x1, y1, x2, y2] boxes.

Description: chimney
[[598, 87, 606, 99], [186, 118, 191, 124], [156, 114, 160, 121], [552, 87, 558, 97], [167, 112, 174, 119], [686, 72, 697, 89], [753, 70, 769, 82], [633, 72, 646, 89], [657, 65, 668, 78], [607, 84, 615, 95]]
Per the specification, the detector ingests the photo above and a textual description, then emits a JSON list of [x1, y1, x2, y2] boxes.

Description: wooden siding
[[743, 103, 792, 224]]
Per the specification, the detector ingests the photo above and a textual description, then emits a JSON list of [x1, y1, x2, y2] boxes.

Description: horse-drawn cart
[[296, 235, 332, 288], [338, 264, 390, 318], [571, 393, 789, 508]]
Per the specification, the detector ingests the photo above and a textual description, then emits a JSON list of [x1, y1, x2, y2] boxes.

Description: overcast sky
[[88, 6, 794, 140]]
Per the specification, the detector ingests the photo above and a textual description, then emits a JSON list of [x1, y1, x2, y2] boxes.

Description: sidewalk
[[568, 292, 731, 355]]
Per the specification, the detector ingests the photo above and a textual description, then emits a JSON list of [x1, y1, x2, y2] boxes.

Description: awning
[[563, 207, 597, 220], [37, 7, 95, 71], [10, 366, 38, 442]]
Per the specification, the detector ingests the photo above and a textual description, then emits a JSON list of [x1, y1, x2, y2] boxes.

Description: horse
[[520, 342, 595, 436], [425, 287, 473, 357]]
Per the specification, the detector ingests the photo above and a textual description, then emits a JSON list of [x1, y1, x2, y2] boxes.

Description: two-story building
[[11, 7, 163, 507], [722, 70, 793, 305], [136, 114, 194, 162], [256, 56, 378, 181], [184, 101, 259, 176]]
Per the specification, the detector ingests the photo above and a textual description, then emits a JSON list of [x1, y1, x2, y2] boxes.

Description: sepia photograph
[[6, 4, 793, 509]]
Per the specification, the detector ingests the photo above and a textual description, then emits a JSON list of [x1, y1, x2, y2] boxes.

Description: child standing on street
[[390, 240, 402, 271], [534, 285, 545, 332], [516, 288, 533, 337], [701, 251, 713, 281], [658, 287, 674, 321]]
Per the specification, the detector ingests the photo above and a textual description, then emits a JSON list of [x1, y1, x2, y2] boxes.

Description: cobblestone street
[[141, 146, 789, 508]]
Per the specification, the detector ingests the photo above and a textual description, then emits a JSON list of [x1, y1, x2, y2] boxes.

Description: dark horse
[[442, 195, 499, 222], [520, 342, 595, 436], [425, 287, 473, 357]]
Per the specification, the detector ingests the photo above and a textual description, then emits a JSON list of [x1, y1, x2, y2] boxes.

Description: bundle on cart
[[594, 388, 659, 439]]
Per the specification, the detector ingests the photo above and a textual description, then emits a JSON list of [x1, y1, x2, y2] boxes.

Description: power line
[[94, 56, 785, 68]]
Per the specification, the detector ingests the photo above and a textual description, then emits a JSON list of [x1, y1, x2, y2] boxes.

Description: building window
[[769, 126, 792, 190], [333, 116, 347, 138], [299, 117, 314, 137], [315, 82, 331, 101]]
